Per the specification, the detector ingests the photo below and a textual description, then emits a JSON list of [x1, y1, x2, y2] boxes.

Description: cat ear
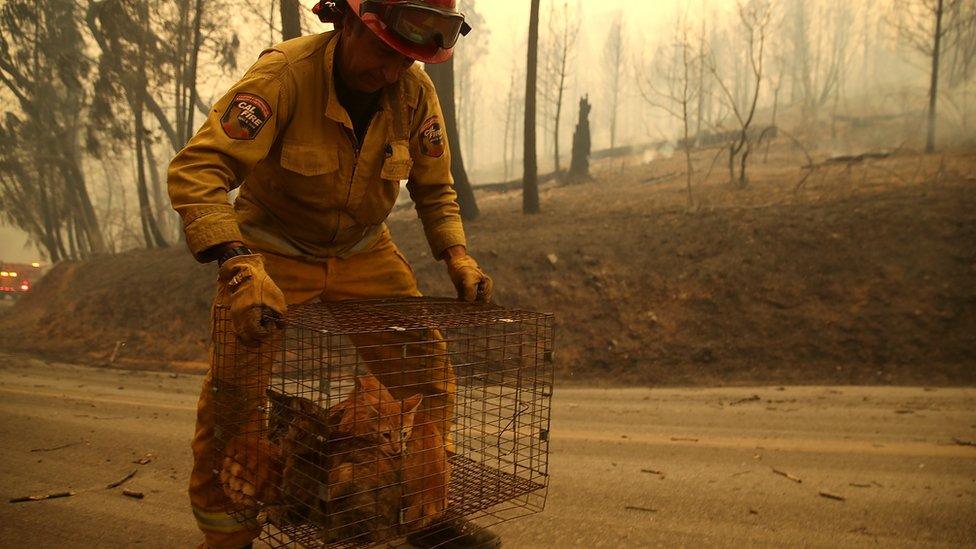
[[402, 393, 423, 414]]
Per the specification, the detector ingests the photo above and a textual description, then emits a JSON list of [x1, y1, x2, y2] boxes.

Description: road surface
[[0, 355, 973, 548]]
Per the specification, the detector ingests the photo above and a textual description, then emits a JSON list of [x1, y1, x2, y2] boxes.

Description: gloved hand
[[218, 254, 286, 346], [446, 254, 493, 303]]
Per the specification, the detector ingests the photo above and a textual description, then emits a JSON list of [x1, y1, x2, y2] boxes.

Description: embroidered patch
[[419, 115, 445, 158], [220, 93, 272, 140]]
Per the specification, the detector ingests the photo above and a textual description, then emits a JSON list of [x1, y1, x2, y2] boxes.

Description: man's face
[[339, 14, 416, 93]]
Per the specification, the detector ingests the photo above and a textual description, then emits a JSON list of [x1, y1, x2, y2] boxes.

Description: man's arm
[[167, 50, 293, 262], [406, 72, 492, 302], [404, 72, 467, 261]]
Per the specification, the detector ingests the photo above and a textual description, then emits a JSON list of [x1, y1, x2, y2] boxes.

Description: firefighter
[[167, 0, 498, 547]]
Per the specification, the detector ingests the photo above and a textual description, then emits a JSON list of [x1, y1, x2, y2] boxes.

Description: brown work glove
[[446, 254, 493, 303], [218, 254, 287, 346], [219, 433, 282, 507]]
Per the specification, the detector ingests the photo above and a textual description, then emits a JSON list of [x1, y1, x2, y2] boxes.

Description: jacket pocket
[[380, 140, 413, 181], [276, 140, 344, 210], [279, 140, 340, 176]]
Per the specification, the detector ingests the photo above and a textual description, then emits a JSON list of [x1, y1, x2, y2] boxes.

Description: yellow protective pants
[[189, 229, 454, 549]]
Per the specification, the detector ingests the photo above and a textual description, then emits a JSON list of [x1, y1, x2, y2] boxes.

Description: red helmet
[[313, 0, 471, 64]]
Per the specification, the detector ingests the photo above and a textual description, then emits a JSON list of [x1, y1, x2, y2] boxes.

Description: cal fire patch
[[420, 116, 445, 158], [220, 93, 272, 140]]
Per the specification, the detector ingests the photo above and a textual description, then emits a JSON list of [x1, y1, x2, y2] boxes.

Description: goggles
[[360, 0, 472, 49]]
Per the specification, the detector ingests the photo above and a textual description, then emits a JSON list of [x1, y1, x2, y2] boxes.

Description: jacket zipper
[[330, 123, 363, 246], [331, 109, 381, 247]]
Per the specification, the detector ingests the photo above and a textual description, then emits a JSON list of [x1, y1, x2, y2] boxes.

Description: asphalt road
[[0, 355, 974, 548]]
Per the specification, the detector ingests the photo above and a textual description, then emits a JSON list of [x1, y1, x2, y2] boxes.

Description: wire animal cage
[[211, 297, 554, 548]]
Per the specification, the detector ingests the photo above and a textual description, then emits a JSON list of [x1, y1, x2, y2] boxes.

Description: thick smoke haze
[[0, 0, 972, 260]]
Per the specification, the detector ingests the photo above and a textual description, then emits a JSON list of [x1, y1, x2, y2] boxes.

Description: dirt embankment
[[3, 149, 975, 385], [1, 248, 215, 369]]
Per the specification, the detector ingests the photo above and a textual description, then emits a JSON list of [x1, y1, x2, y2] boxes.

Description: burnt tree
[[523, 0, 541, 214], [0, 0, 107, 260], [426, 58, 480, 220], [280, 0, 302, 40], [568, 95, 592, 182]]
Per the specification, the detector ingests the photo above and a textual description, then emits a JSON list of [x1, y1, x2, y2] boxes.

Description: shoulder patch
[[220, 93, 272, 140], [419, 115, 445, 158]]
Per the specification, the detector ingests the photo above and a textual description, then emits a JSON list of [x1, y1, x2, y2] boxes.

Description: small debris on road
[[624, 506, 656, 513], [133, 453, 154, 465], [641, 469, 664, 476], [849, 482, 872, 488], [952, 437, 975, 447], [670, 437, 699, 442], [122, 489, 144, 499], [772, 468, 803, 483], [10, 491, 74, 503], [731, 470, 752, 477], [749, 508, 759, 515], [108, 340, 126, 364], [106, 470, 137, 489], [30, 441, 81, 453], [894, 409, 914, 414], [730, 395, 761, 406], [818, 490, 846, 501]]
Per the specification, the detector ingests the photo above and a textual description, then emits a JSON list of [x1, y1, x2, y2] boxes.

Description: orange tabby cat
[[323, 374, 423, 543], [268, 374, 444, 543], [329, 373, 423, 457], [401, 409, 451, 530]]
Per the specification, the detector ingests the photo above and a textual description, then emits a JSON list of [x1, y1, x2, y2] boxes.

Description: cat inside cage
[[212, 299, 553, 548]]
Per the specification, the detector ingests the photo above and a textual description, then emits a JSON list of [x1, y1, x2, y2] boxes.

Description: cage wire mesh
[[212, 297, 554, 548]]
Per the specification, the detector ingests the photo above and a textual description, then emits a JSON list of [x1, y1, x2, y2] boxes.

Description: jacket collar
[[323, 32, 354, 130], [324, 31, 403, 132]]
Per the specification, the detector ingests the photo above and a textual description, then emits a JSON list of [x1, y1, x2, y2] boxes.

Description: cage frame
[[211, 297, 554, 548]]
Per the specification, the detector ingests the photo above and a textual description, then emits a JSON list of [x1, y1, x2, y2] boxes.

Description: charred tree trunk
[[184, 0, 204, 142], [503, 71, 518, 181], [134, 0, 166, 249], [926, 0, 944, 153], [134, 105, 167, 248], [426, 58, 480, 220], [523, 0, 541, 214], [280, 0, 302, 41], [144, 138, 172, 235], [568, 95, 592, 182], [67, 219, 79, 260], [174, 0, 189, 147], [695, 16, 706, 144], [37, 172, 62, 262], [553, 43, 568, 175], [51, 145, 106, 257]]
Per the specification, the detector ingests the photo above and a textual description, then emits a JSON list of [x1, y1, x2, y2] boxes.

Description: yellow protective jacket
[[167, 31, 466, 262]]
